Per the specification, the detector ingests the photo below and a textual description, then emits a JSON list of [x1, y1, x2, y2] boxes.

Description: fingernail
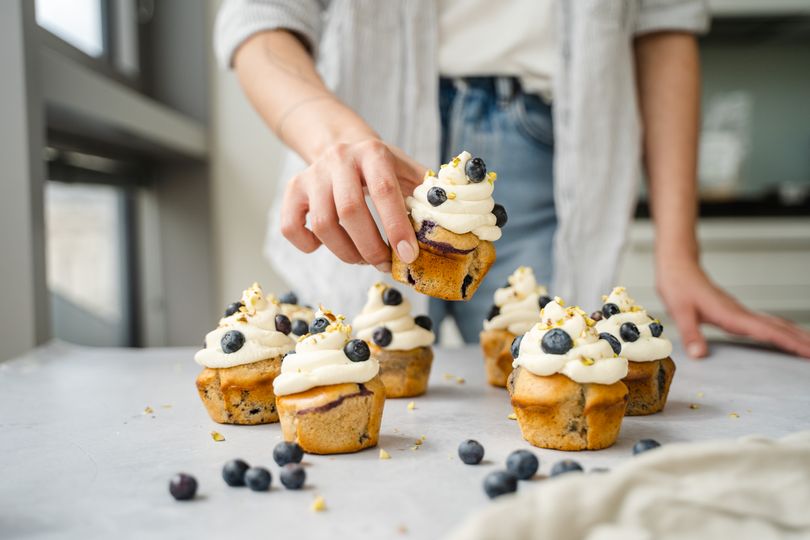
[[687, 343, 704, 358], [375, 262, 392, 273], [396, 240, 418, 264]]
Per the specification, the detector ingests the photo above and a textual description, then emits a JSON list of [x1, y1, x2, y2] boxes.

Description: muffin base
[[373, 346, 434, 398], [479, 329, 516, 388], [623, 357, 676, 416], [196, 356, 282, 425], [276, 375, 386, 454], [508, 367, 628, 451]]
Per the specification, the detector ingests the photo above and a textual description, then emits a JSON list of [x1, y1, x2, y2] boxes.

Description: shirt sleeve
[[214, 0, 326, 69], [635, 0, 711, 36]]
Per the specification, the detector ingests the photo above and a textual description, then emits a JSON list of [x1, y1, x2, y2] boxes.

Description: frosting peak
[[483, 266, 548, 335], [353, 283, 435, 351], [596, 286, 673, 362]]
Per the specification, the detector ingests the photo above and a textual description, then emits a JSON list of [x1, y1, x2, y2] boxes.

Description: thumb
[[672, 306, 708, 359]]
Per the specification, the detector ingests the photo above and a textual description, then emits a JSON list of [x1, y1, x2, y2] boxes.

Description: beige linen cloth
[[448, 432, 810, 540]]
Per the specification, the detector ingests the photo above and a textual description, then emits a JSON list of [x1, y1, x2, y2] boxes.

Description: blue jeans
[[430, 77, 556, 343]]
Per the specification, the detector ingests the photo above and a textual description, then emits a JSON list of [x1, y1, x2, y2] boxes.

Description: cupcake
[[353, 283, 435, 398], [508, 298, 629, 451], [194, 283, 296, 425], [273, 308, 385, 454], [480, 266, 549, 388], [276, 290, 316, 338], [392, 151, 504, 301], [594, 286, 675, 416]]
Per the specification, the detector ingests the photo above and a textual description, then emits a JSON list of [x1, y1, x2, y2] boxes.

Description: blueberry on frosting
[[344, 339, 370, 362], [620, 322, 640, 343], [599, 332, 622, 355], [310, 317, 330, 335], [414, 315, 433, 331], [492, 203, 508, 228], [510, 334, 523, 359], [649, 321, 663, 337], [487, 305, 500, 321], [275, 314, 292, 335], [224, 301, 242, 317], [538, 295, 552, 309], [221, 330, 245, 354], [372, 327, 393, 347], [382, 287, 403, 306], [291, 318, 309, 336], [541, 328, 574, 355], [427, 186, 447, 207], [465, 157, 487, 182], [601, 303, 620, 319], [279, 291, 298, 305]]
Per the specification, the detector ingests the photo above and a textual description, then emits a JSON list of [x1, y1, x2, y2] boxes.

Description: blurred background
[[1, 0, 809, 361]]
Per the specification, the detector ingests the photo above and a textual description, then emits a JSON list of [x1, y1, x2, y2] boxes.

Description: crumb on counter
[[689, 403, 700, 410], [729, 412, 740, 419], [311, 495, 327, 512], [210, 431, 225, 442], [143, 406, 154, 414], [407, 401, 416, 411], [379, 449, 391, 460], [507, 412, 517, 420]]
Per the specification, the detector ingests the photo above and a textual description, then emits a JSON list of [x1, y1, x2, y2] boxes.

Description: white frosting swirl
[[595, 287, 673, 362], [514, 298, 628, 384], [353, 283, 435, 351], [194, 283, 295, 369], [406, 151, 502, 241], [483, 266, 547, 335], [273, 309, 380, 396]]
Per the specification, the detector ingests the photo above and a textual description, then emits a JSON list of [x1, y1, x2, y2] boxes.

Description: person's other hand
[[657, 261, 810, 359], [280, 139, 425, 272]]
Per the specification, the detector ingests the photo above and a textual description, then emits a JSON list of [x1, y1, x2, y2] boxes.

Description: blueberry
[[273, 442, 304, 466], [505, 450, 539, 480], [549, 459, 583, 477], [222, 459, 250, 486], [309, 317, 330, 334], [344, 339, 370, 362], [590, 311, 603, 321], [620, 322, 640, 342], [538, 295, 552, 309], [169, 473, 198, 501], [483, 470, 518, 499], [280, 463, 306, 490], [599, 332, 622, 355], [382, 287, 403, 306], [279, 291, 298, 305], [541, 328, 573, 355], [414, 315, 433, 331], [244, 467, 272, 492], [510, 334, 523, 359], [465, 156, 487, 182], [221, 330, 246, 354], [291, 319, 309, 336], [486, 305, 500, 321], [601, 303, 620, 319], [492, 204, 508, 228], [458, 439, 485, 465], [275, 314, 292, 335], [632, 439, 661, 455], [372, 327, 393, 347], [427, 187, 447, 206], [224, 301, 242, 317], [649, 321, 663, 337]]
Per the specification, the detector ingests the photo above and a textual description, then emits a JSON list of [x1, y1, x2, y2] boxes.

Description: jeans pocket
[[509, 93, 554, 147]]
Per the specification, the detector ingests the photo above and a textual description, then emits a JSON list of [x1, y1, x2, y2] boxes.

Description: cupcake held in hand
[[392, 151, 504, 301], [273, 308, 385, 454], [480, 266, 549, 388], [595, 286, 675, 416], [195, 283, 296, 425], [353, 283, 435, 398], [508, 298, 629, 451]]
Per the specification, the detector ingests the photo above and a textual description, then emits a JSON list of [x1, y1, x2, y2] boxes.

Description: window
[[35, 0, 105, 58]]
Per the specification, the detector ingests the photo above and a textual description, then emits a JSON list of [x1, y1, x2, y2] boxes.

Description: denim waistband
[[439, 76, 522, 101]]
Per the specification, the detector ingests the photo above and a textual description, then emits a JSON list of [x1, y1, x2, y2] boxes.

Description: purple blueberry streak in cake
[[416, 220, 475, 255]]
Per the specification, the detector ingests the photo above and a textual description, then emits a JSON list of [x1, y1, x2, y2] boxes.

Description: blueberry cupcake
[[392, 151, 504, 301], [273, 308, 385, 454], [195, 283, 296, 424], [594, 286, 675, 416], [275, 290, 315, 338], [353, 283, 435, 398], [508, 298, 629, 451], [480, 266, 549, 388]]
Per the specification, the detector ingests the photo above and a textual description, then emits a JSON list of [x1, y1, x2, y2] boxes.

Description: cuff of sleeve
[[635, 0, 711, 36]]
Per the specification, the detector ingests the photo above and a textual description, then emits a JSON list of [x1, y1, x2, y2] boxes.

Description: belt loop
[[495, 77, 513, 106]]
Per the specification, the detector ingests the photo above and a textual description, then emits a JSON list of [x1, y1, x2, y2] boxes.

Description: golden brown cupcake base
[[623, 357, 676, 416], [480, 329, 516, 388], [508, 367, 628, 451], [373, 346, 433, 398], [196, 356, 282, 425], [276, 376, 385, 454]]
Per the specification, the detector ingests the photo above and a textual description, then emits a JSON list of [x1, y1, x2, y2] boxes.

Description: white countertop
[[1, 341, 807, 539]]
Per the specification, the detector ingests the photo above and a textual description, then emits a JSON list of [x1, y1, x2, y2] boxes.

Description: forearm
[[233, 30, 377, 163]]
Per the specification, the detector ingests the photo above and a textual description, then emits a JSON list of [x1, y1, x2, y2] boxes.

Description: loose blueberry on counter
[[222, 459, 250, 486], [492, 204, 508, 228], [632, 439, 661, 455], [291, 318, 309, 336], [465, 157, 487, 182], [458, 439, 485, 465], [549, 459, 583, 477], [510, 334, 523, 359], [620, 322, 641, 342], [427, 186, 448, 206], [169, 473, 198, 501], [590, 311, 603, 322], [224, 301, 242, 317], [372, 327, 393, 347], [382, 287, 403, 306], [538, 295, 552, 309], [541, 328, 574, 355], [649, 321, 664, 338], [275, 314, 292, 335], [599, 332, 622, 355], [414, 315, 433, 331], [273, 442, 304, 466], [244, 467, 272, 492], [279, 291, 298, 305], [601, 303, 620, 319], [344, 339, 370, 362], [486, 305, 500, 321], [221, 330, 246, 354], [483, 471, 518, 499], [280, 463, 306, 490], [310, 317, 330, 334], [505, 450, 539, 480]]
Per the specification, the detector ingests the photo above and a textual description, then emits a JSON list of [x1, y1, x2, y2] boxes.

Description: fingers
[[280, 175, 321, 253], [671, 304, 708, 359], [306, 174, 363, 264]]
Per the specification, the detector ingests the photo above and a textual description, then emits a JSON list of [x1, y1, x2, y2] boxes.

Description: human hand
[[280, 139, 425, 272]]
